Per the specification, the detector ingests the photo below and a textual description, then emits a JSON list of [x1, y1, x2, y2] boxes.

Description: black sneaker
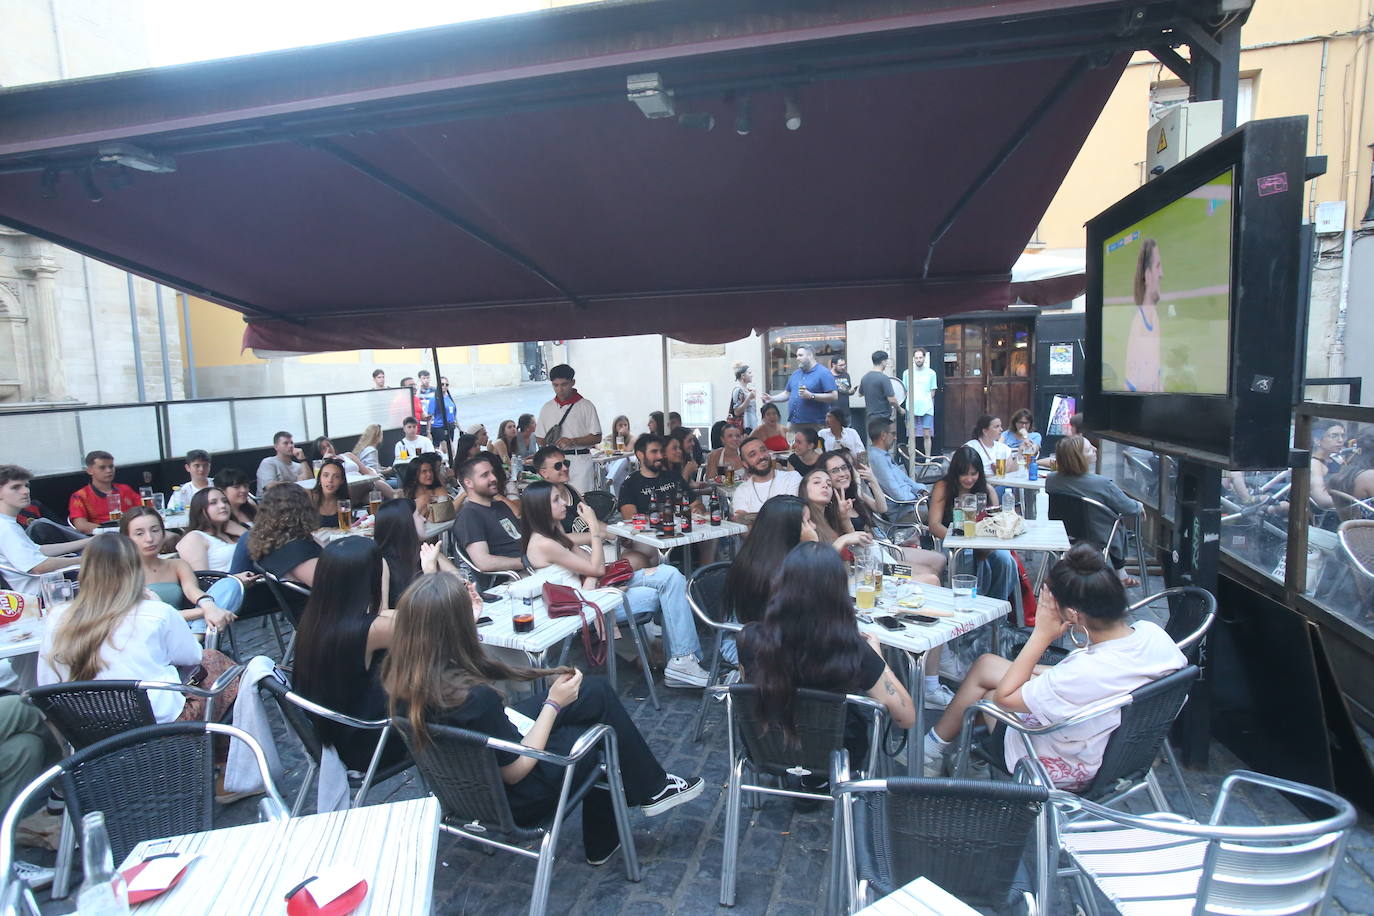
[[586, 843, 620, 867], [641, 774, 704, 817]]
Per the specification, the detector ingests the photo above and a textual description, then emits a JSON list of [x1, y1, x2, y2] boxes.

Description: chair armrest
[[194, 570, 231, 582], [951, 694, 1134, 780], [136, 665, 245, 701], [282, 690, 390, 730], [483, 723, 613, 768]]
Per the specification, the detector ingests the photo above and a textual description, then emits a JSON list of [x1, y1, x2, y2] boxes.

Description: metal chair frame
[[392, 718, 639, 916], [256, 671, 409, 816], [0, 722, 287, 916], [1048, 491, 1150, 601], [1052, 770, 1356, 916], [686, 562, 741, 742], [873, 490, 931, 547], [450, 541, 523, 587], [836, 772, 1051, 915], [22, 668, 246, 898], [716, 684, 886, 909], [251, 564, 309, 662]]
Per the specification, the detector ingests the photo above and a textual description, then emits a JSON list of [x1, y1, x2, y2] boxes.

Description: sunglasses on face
[[546, 461, 568, 471]]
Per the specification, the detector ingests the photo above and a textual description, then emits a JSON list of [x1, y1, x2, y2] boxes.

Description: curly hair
[[249, 484, 319, 560]]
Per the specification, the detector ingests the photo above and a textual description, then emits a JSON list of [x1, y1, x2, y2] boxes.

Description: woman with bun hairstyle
[[920, 543, 1186, 785]]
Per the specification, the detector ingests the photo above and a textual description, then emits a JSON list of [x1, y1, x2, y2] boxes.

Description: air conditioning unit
[[1145, 101, 1223, 180]]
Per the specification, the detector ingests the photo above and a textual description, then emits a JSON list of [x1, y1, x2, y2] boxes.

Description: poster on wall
[[1049, 343, 1074, 376], [1047, 395, 1077, 436], [681, 382, 712, 428]]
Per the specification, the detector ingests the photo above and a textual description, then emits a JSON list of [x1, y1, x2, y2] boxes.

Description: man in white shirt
[[0, 465, 93, 595], [535, 364, 602, 493], [902, 347, 939, 458], [819, 408, 865, 456], [394, 417, 437, 465], [167, 449, 212, 513], [731, 437, 802, 524], [255, 431, 311, 494]]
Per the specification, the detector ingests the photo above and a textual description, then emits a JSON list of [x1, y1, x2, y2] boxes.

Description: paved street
[[451, 380, 551, 441]]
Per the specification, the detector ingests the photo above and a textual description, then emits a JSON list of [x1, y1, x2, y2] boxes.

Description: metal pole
[[432, 348, 451, 462], [125, 273, 147, 403], [155, 284, 173, 399], [179, 292, 199, 399], [661, 335, 670, 421], [905, 316, 916, 461]]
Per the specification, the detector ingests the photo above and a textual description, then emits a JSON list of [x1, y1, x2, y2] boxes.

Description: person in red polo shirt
[[68, 451, 140, 534]]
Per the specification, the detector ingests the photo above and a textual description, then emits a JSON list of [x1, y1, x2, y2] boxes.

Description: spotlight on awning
[[784, 92, 802, 131], [678, 112, 715, 131], [735, 95, 751, 136], [80, 167, 102, 203], [96, 142, 177, 173], [627, 72, 676, 120]]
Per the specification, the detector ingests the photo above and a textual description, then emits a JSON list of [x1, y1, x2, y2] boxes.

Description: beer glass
[[139, 486, 154, 508], [337, 499, 352, 530]]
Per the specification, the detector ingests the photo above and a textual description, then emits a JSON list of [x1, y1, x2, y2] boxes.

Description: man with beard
[[618, 435, 704, 521], [730, 437, 802, 525], [454, 455, 525, 586]]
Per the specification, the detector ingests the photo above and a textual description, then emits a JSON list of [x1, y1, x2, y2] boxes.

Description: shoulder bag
[[543, 582, 608, 667]]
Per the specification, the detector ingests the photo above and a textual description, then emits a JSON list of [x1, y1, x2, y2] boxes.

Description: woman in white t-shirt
[[920, 544, 1185, 787], [38, 533, 238, 722], [964, 414, 1014, 478]]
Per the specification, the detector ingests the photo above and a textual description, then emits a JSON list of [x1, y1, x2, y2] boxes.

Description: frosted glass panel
[[233, 398, 306, 450], [326, 390, 399, 439], [303, 398, 325, 441], [77, 407, 161, 466], [0, 412, 81, 476], [167, 401, 235, 456]]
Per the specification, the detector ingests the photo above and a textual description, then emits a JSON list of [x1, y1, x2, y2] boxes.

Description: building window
[[765, 325, 846, 391]]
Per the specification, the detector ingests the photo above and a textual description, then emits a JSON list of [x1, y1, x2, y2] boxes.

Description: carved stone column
[[20, 253, 66, 400]]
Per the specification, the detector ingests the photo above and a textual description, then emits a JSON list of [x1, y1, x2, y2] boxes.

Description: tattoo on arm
[[884, 676, 897, 696]]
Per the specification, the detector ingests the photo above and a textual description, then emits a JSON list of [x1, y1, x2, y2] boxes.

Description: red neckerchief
[[553, 390, 584, 407]]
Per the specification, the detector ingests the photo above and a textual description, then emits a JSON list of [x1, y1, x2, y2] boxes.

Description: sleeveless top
[[147, 581, 186, 609], [185, 530, 237, 572]]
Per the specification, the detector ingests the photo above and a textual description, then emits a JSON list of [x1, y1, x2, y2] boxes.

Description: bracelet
[[195, 596, 213, 606], [542, 699, 562, 715]]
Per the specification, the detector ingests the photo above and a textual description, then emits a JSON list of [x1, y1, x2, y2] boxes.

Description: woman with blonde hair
[[384, 572, 702, 867], [1046, 435, 1142, 587], [37, 534, 237, 722], [355, 423, 390, 476]]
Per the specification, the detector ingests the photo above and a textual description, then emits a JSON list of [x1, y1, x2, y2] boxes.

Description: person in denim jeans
[[866, 419, 928, 521]]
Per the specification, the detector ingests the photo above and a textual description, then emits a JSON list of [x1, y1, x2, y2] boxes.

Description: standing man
[[398, 377, 425, 428], [535, 364, 602, 494], [428, 377, 459, 457], [371, 369, 386, 389], [831, 357, 853, 417], [766, 345, 836, 428], [902, 347, 938, 458], [415, 370, 436, 433], [68, 452, 141, 534], [255, 432, 311, 494], [859, 351, 902, 444]]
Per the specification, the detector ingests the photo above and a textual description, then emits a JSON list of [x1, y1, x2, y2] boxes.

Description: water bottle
[[1002, 488, 1016, 512], [1027, 454, 1039, 481], [76, 811, 129, 915], [512, 454, 524, 479]]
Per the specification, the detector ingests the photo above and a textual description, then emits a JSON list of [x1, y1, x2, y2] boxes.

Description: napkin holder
[[285, 868, 369, 916]]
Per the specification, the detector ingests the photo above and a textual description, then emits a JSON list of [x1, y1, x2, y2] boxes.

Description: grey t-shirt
[[859, 371, 895, 420]]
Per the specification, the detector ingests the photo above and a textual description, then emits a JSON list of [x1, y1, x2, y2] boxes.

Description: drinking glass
[[337, 499, 352, 530], [106, 493, 123, 523], [139, 486, 154, 509], [951, 574, 977, 611], [153, 492, 166, 512]]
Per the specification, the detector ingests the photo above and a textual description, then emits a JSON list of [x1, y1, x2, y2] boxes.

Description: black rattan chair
[[837, 776, 1051, 915], [392, 717, 639, 916], [686, 562, 739, 742], [257, 669, 411, 816], [1048, 492, 1149, 601], [0, 722, 286, 909], [717, 684, 885, 909]]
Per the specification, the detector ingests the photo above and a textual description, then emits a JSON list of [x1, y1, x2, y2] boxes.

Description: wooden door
[[940, 318, 1035, 450]]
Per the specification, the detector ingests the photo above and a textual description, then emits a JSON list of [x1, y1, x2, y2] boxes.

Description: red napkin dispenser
[[284, 868, 369, 916]]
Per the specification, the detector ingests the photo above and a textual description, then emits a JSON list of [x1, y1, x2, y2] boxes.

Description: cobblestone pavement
[[28, 609, 1374, 915]]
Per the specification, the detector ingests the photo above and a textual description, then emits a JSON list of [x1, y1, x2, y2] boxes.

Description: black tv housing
[[1084, 116, 1310, 470]]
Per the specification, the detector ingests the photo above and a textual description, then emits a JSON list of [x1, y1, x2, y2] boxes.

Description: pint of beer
[[337, 499, 352, 529]]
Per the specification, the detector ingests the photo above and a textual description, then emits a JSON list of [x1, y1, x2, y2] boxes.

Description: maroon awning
[[0, 0, 1189, 353]]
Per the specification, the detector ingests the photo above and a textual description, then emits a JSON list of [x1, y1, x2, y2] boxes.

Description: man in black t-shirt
[[454, 456, 525, 579], [617, 435, 704, 519], [532, 445, 587, 536]]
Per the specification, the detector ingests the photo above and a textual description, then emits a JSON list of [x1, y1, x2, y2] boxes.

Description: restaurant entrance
[[940, 315, 1035, 451]]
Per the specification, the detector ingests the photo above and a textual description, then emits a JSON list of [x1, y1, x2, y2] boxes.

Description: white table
[[859, 581, 1010, 774], [479, 587, 628, 686], [606, 519, 747, 574], [0, 618, 41, 661], [987, 469, 1052, 519], [161, 512, 190, 530], [944, 518, 1069, 560], [855, 876, 980, 915], [119, 797, 440, 916]]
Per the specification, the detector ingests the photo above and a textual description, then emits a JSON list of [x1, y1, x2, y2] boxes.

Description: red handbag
[[597, 558, 634, 588], [543, 583, 608, 667]]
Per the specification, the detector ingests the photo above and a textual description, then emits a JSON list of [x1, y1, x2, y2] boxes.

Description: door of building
[[941, 317, 1035, 450]]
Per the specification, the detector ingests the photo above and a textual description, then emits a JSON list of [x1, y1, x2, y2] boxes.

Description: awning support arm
[[304, 136, 587, 309], [921, 56, 1091, 280], [1148, 45, 1192, 84]]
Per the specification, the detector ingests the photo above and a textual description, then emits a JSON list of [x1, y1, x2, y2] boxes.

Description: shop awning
[[0, 0, 1199, 353]]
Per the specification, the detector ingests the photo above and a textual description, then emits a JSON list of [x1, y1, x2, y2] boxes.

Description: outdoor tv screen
[[1099, 168, 1233, 395]]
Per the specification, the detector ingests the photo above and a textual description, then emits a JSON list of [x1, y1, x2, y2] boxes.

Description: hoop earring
[[1069, 624, 1090, 649]]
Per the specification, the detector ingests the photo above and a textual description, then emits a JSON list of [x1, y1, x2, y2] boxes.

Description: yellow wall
[[1039, 0, 1373, 249], [185, 295, 264, 367]]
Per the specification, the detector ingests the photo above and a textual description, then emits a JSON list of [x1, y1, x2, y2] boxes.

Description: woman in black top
[[737, 542, 914, 769], [310, 458, 350, 529], [247, 484, 321, 586], [292, 536, 405, 771], [374, 497, 460, 607], [383, 573, 703, 865], [403, 453, 448, 519], [788, 428, 823, 475]]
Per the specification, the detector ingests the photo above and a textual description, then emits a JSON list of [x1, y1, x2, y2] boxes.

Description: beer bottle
[[709, 494, 722, 526], [648, 491, 661, 530], [680, 492, 693, 532]]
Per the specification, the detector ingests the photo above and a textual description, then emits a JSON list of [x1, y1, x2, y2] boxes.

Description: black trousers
[[507, 677, 666, 857]]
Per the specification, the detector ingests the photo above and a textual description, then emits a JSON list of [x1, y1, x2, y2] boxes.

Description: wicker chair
[[716, 684, 885, 909], [1338, 519, 1374, 608], [257, 670, 411, 816], [0, 723, 287, 914], [685, 562, 740, 742], [392, 717, 639, 916], [837, 776, 1051, 915], [1055, 770, 1355, 916]]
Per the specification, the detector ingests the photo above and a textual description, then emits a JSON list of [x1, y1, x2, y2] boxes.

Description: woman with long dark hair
[[921, 544, 1185, 783], [722, 495, 816, 627], [177, 487, 241, 568], [964, 414, 1013, 478], [402, 453, 448, 519], [213, 467, 256, 535], [738, 542, 914, 770], [788, 428, 823, 475], [647, 411, 666, 439], [514, 413, 540, 458], [928, 446, 1017, 603], [492, 419, 519, 465], [384, 572, 703, 865], [451, 434, 482, 469], [374, 497, 460, 606], [292, 536, 404, 771], [754, 402, 788, 453], [1330, 429, 1374, 506], [822, 451, 945, 583], [310, 458, 351, 529], [800, 466, 871, 556]]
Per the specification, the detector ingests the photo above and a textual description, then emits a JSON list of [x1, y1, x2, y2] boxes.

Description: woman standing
[[754, 403, 789, 453], [121, 507, 243, 633], [964, 414, 1014, 478], [705, 424, 748, 481], [729, 363, 759, 430], [310, 459, 352, 529], [1046, 436, 1142, 588], [38, 535, 238, 722], [383, 572, 703, 866], [928, 447, 1017, 603], [213, 468, 256, 535]]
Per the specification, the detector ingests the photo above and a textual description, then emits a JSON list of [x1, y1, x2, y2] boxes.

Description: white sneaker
[[13, 860, 54, 889], [922, 735, 949, 778], [923, 683, 956, 710], [664, 655, 711, 688]]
